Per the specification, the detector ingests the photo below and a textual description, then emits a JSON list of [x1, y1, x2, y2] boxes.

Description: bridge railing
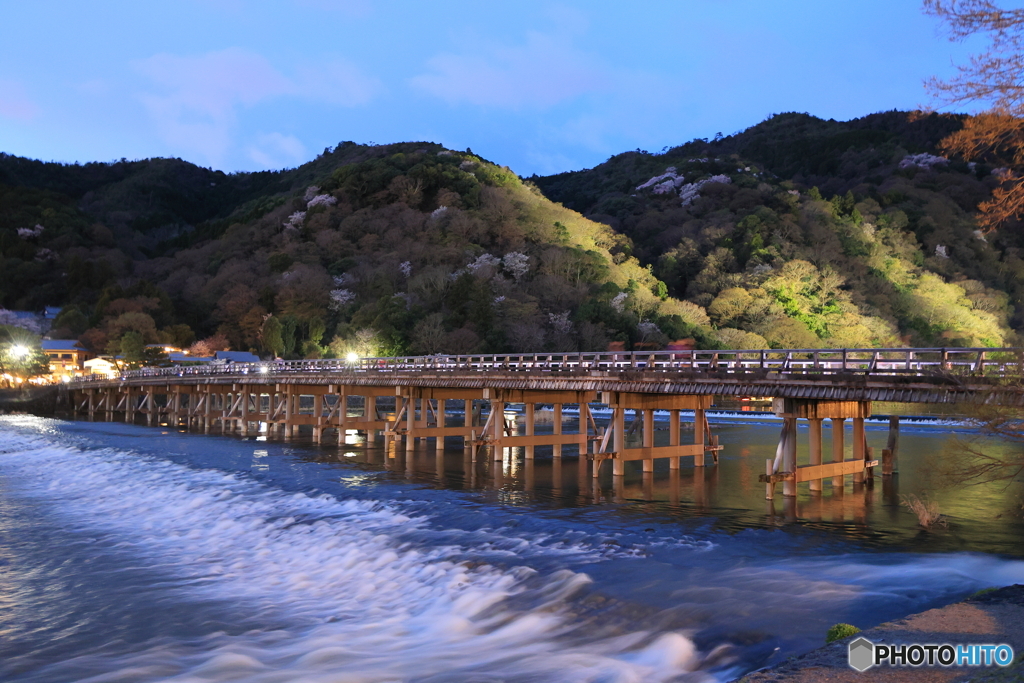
[[69, 347, 1024, 385]]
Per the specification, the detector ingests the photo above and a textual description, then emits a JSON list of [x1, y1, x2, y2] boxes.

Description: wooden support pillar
[[203, 386, 212, 433], [283, 386, 293, 438], [241, 386, 250, 436], [612, 406, 625, 476], [552, 404, 563, 458], [221, 391, 229, 433], [464, 399, 473, 453], [491, 400, 504, 461], [367, 396, 378, 440], [87, 389, 95, 418], [852, 417, 865, 485], [341, 387, 350, 444], [694, 407, 706, 467], [524, 402, 535, 460], [808, 417, 823, 493], [336, 392, 344, 442], [223, 390, 230, 431], [313, 394, 323, 443], [831, 417, 845, 489], [406, 396, 416, 453], [579, 402, 591, 458], [172, 387, 181, 426], [435, 399, 445, 454], [669, 409, 681, 470], [642, 409, 654, 472], [885, 416, 900, 475], [783, 417, 797, 498]]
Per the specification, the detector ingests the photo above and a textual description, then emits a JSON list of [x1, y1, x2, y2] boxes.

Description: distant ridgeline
[[0, 110, 1020, 359]]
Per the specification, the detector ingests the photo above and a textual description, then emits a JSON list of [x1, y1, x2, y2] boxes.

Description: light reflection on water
[[0, 411, 1022, 683], [267, 410, 1024, 556]]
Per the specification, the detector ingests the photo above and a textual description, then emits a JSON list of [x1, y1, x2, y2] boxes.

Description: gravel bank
[[735, 585, 1024, 682]]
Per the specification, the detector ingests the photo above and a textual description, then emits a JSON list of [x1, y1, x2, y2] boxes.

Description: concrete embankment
[[0, 386, 59, 415], [735, 585, 1024, 682]]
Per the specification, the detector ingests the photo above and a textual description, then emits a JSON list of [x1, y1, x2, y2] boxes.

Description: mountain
[[534, 111, 1020, 349], [0, 142, 702, 358], [0, 110, 1019, 359]]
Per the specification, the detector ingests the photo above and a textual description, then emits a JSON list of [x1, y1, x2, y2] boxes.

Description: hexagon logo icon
[[848, 637, 875, 672]]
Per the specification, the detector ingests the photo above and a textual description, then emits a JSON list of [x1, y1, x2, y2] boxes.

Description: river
[[1, 410, 1022, 682]]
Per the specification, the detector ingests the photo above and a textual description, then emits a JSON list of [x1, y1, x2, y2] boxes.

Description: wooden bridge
[[64, 347, 1024, 499]]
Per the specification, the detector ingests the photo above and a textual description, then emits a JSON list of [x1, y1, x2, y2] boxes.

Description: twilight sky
[[0, 1, 994, 177]]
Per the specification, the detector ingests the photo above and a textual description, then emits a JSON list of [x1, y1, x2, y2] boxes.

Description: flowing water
[[1, 410, 1023, 682]]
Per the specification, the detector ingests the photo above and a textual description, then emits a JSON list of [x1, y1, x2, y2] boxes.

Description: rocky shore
[[735, 585, 1024, 682]]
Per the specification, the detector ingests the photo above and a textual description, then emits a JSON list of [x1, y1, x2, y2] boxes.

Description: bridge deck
[[68, 347, 1024, 405]]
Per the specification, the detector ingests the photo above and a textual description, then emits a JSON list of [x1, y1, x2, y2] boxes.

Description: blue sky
[[0, 1, 993, 177]]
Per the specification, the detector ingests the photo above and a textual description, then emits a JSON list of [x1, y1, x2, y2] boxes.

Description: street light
[[10, 345, 28, 359], [346, 352, 359, 363]]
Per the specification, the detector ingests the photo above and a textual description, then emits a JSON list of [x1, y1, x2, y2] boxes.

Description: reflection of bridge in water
[[367, 442, 892, 525], [65, 348, 1024, 502]]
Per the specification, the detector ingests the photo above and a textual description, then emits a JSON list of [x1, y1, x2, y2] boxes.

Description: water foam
[[0, 428, 721, 683]]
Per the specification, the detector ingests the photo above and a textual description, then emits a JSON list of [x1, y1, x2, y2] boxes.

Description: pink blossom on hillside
[[329, 288, 355, 309], [283, 211, 305, 231], [306, 194, 337, 209], [17, 224, 44, 239], [466, 253, 501, 274], [610, 292, 628, 313], [502, 252, 529, 281], [548, 311, 573, 334], [899, 153, 948, 170]]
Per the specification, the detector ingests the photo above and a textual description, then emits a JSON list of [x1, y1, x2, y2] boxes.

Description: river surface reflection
[[1, 411, 1022, 683], [309, 409, 1024, 556]]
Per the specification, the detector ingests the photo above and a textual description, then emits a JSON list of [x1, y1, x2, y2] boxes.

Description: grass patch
[[825, 623, 861, 643]]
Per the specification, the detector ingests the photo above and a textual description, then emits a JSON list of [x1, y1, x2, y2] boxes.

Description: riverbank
[[736, 584, 1024, 682]]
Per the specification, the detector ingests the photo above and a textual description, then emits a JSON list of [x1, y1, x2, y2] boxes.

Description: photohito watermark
[[848, 637, 1015, 672]]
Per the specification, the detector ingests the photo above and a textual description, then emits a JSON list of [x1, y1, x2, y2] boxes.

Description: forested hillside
[[1, 110, 1020, 358], [535, 111, 1021, 349], [0, 143, 705, 358]]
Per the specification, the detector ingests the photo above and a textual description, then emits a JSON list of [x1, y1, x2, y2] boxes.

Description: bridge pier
[[592, 393, 714, 478], [764, 399, 875, 499]]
